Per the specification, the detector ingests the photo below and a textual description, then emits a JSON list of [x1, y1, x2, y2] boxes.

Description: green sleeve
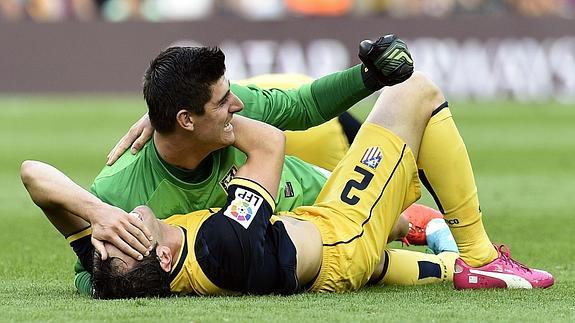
[[74, 260, 92, 296], [233, 64, 371, 130]]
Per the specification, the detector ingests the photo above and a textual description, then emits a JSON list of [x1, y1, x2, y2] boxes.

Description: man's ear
[[156, 246, 173, 272], [176, 109, 194, 131]]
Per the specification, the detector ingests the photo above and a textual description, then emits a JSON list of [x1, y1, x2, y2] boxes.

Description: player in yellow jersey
[[21, 71, 492, 298], [22, 69, 553, 297], [89, 71, 552, 295], [22, 102, 458, 298]]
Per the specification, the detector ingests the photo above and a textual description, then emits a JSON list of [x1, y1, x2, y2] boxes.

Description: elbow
[[257, 127, 285, 159], [20, 160, 47, 206], [270, 128, 286, 156], [20, 160, 40, 189]]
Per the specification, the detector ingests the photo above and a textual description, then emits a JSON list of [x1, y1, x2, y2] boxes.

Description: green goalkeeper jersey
[[91, 140, 329, 218], [74, 64, 372, 295]]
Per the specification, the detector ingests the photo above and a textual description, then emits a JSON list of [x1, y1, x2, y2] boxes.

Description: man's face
[[103, 206, 161, 271], [191, 76, 244, 150]]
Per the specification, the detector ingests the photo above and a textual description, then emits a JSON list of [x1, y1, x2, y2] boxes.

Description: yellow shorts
[[284, 118, 349, 172], [289, 123, 421, 292], [236, 73, 350, 172]]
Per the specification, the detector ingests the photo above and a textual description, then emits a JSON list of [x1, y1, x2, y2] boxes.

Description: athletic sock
[[426, 218, 459, 254], [416, 103, 498, 267], [376, 249, 458, 286]]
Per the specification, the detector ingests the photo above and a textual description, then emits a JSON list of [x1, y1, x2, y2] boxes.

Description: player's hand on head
[[106, 113, 154, 166], [89, 205, 153, 261]]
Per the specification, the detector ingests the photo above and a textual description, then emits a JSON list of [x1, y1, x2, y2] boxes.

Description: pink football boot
[[453, 244, 554, 289]]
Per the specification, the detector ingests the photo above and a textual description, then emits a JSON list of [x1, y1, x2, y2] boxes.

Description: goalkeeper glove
[[359, 34, 414, 91]]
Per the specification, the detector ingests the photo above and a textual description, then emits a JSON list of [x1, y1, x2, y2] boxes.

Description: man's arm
[[230, 115, 285, 199], [105, 66, 366, 165], [105, 34, 413, 164], [20, 160, 152, 260], [232, 64, 371, 131]]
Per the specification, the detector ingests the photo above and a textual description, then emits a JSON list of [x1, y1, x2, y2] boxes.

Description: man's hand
[[358, 34, 414, 90], [89, 205, 153, 261], [106, 113, 154, 166]]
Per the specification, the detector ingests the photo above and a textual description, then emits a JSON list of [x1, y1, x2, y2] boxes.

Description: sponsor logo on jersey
[[220, 165, 238, 191], [361, 146, 383, 169], [223, 187, 263, 229], [284, 181, 294, 198]]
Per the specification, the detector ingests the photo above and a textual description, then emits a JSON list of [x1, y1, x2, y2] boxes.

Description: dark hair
[[143, 46, 226, 134], [92, 247, 171, 299]]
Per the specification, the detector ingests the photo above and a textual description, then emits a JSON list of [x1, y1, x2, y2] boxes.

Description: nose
[[132, 205, 154, 221], [229, 93, 244, 113]]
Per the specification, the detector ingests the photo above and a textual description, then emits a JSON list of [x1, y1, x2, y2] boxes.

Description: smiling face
[[189, 76, 244, 151]]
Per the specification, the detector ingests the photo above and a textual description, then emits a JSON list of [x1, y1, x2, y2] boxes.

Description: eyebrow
[[216, 80, 231, 106]]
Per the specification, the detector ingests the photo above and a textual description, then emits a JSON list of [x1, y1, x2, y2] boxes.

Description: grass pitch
[[0, 96, 573, 322]]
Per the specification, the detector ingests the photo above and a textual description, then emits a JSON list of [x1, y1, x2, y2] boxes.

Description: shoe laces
[[496, 244, 531, 273], [408, 222, 426, 235], [401, 223, 424, 246]]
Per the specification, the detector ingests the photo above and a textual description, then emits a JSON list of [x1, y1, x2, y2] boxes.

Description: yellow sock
[[417, 104, 497, 266], [376, 249, 458, 286]]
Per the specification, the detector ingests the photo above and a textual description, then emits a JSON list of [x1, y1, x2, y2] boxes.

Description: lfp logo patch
[[361, 146, 383, 169], [223, 187, 263, 229], [228, 199, 253, 221]]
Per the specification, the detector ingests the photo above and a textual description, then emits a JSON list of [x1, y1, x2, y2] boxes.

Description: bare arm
[[106, 113, 154, 165], [20, 160, 152, 260], [231, 115, 285, 200]]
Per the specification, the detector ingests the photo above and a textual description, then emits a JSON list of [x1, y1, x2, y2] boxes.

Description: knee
[[372, 72, 445, 119], [407, 72, 446, 116], [367, 72, 446, 128]]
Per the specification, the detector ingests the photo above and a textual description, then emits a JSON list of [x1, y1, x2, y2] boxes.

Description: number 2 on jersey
[[340, 166, 374, 205]]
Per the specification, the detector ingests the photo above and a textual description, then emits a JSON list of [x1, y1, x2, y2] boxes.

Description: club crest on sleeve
[[223, 187, 263, 229], [284, 181, 294, 198], [220, 165, 238, 191], [361, 146, 383, 169]]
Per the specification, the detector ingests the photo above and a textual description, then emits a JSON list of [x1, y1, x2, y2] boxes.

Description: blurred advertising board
[[1, 16, 573, 101]]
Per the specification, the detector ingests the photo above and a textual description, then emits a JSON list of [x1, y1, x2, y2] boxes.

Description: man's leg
[[284, 117, 350, 172], [416, 104, 497, 266], [364, 72, 444, 162], [372, 209, 459, 286], [404, 74, 553, 288], [359, 72, 455, 286], [373, 248, 459, 286], [290, 73, 435, 292]]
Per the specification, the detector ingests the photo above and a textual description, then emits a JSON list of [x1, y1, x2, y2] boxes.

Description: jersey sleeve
[[74, 270, 93, 297], [222, 177, 276, 227], [233, 64, 371, 131], [194, 177, 277, 293], [66, 227, 94, 296]]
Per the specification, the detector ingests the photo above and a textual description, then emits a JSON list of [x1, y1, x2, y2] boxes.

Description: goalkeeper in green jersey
[[40, 35, 416, 295]]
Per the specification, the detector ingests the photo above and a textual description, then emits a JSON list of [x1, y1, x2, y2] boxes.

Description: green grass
[[1, 96, 574, 322]]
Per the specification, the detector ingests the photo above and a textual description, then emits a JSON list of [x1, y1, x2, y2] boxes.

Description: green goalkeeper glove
[[359, 34, 414, 91]]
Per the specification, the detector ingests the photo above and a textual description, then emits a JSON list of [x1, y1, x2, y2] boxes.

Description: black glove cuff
[[360, 63, 385, 91]]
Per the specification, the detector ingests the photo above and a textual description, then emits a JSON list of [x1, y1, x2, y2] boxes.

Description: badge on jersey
[[284, 182, 294, 198], [223, 187, 263, 229], [361, 146, 383, 170], [220, 165, 238, 191]]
